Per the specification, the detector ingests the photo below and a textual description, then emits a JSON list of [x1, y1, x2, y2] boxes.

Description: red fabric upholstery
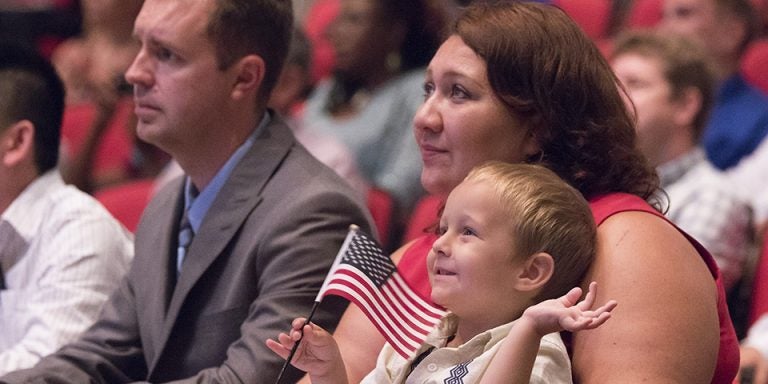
[[367, 187, 394, 248], [303, 0, 339, 85], [60, 98, 135, 181], [553, 0, 612, 40], [625, 0, 663, 30], [742, 39, 768, 95], [402, 195, 442, 245], [94, 179, 155, 233], [750, 232, 768, 326]]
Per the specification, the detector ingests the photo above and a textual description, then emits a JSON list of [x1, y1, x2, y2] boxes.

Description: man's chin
[[135, 124, 165, 148]]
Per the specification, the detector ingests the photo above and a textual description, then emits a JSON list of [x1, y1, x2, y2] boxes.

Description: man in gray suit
[[1, 0, 373, 382]]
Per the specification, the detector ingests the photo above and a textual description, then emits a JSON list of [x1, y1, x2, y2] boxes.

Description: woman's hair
[[465, 161, 596, 302], [455, 1, 660, 206]]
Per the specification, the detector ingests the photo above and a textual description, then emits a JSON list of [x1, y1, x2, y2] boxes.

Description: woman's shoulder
[[593, 200, 718, 284], [588, 192, 659, 225]]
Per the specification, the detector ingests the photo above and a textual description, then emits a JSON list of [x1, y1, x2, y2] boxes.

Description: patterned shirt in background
[[658, 148, 752, 291]]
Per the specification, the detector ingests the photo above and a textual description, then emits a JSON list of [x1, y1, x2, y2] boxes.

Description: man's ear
[[672, 87, 703, 128], [231, 54, 266, 101], [514, 252, 554, 292], [1, 120, 34, 167]]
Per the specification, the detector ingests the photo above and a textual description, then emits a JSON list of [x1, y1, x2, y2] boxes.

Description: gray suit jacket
[[2, 116, 374, 383]]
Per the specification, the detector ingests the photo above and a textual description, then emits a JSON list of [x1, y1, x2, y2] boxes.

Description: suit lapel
[[151, 118, 296, 371], [132, 177, 184, 367]]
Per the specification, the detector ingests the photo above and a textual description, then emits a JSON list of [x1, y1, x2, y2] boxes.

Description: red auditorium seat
[[60, 98, 136, 182], [749, 230, 768, 327], [367, 187, 395, 249], [553, 0, 612, 41], [303, 0, 339, 85], [94, 178, 155, 233], [402, 195, 443, 245], [625, 0, 663, 30], [742, 39, 768, 95]]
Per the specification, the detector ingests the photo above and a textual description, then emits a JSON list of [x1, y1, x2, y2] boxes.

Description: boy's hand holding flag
[[271, 225, 447, 383]]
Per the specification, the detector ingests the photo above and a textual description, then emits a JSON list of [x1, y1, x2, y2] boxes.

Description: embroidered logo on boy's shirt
[[444, 362, 469, 384]]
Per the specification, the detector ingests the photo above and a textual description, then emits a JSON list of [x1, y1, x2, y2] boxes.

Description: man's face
[[662, 0, 741, 60], [612, 52, 679, 166], [125, 0, 241, 157]]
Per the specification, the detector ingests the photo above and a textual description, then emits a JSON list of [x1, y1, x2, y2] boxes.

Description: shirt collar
[[657, 148, 705, 188], [184, 112, 271, 231], [421, 312, 515, 354], [1, 170, 64, 242]]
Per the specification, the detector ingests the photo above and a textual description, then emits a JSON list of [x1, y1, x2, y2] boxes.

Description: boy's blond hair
[[464, 161, 596, 302]]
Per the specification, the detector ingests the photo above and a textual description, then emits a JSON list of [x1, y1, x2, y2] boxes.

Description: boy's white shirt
[[361, 313, 573, 384]]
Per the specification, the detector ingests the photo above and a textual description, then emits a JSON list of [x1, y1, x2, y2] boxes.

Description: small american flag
[[317, 225, 448, 358]]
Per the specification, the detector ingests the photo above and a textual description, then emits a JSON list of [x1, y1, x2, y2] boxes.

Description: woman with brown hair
[[326, 1, 738, 383]]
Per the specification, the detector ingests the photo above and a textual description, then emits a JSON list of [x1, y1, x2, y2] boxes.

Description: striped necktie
[[176, 210, 193, 274]]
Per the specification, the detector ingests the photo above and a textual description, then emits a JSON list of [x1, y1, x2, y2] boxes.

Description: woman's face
[[413, 35, 539, 197], [327, 0, 393, 78]]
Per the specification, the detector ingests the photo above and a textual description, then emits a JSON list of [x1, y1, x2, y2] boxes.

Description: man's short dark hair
[[207, 0, 294, 103], [0, 42, 65, 174]]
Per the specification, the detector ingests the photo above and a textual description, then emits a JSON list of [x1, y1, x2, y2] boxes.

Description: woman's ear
[[514, 252, 554, 292], [522, 122, 542, 160], [230, 54, 266, 101], [1, 120, 35, 168]]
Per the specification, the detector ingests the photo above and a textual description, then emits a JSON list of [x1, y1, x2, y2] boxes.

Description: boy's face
[[427, 178, 527, 324]]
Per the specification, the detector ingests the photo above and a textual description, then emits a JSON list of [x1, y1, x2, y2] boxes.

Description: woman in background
[[300, 0, 446, 234]]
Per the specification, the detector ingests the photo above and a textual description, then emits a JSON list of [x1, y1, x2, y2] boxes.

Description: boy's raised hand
[[521, 282, 617, 337], [266, 318, 349, 384]]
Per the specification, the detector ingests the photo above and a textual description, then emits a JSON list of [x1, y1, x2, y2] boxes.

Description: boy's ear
[[231, 54, 266, 101], [514, 252, 554, 292], [1, 120, 35, 167]]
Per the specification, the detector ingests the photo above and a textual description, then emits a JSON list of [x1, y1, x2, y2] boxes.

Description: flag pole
[[273, 225, 360, 384], [273, 302, 319, 384]]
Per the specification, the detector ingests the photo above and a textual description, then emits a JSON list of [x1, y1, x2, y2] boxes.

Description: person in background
[[51, 0, 169, 194], [300, 0, 447, 235], [610, 30, 752, 292], [0, 0, 373, 382], [325, 2, 738, 383], [661, 0, 768, 170], [269, 27, 368, 196], [271, 162, 616, 384], [51, 0, 142, 106], [0, 42, 132, 374], [739, 313, 768, 383]]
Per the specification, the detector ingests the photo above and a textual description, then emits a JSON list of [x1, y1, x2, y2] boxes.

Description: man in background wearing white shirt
[[610, 30, 752, 292], [0, 42, 133, 374]]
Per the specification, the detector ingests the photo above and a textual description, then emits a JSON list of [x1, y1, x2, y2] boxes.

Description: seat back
[[94, 179, 155, 233], [402, 195, 442, 245], [553, 0, 612, 41], [625, 0, 663, 30], [60, 98, 135, 181], [367, 187, 395, 249], [749, 231, 768, 326], [742, 39, 768, 95]]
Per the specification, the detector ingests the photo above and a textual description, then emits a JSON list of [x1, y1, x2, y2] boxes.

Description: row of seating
[[95, 178, 408, 252]]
